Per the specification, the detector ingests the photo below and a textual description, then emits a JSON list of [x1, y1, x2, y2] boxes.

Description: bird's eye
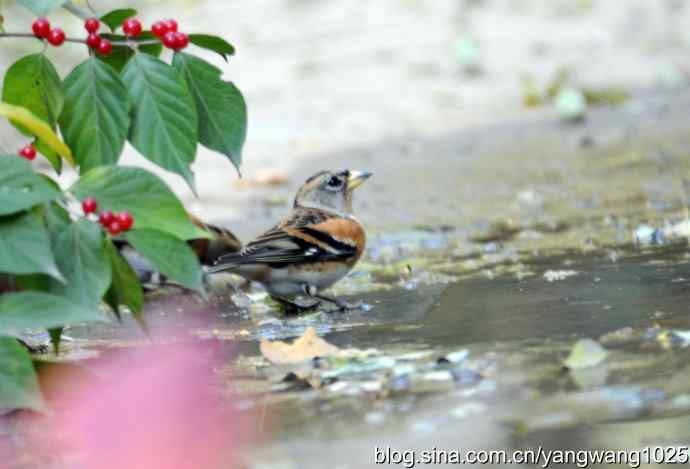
[[327, 176, 342, 188]]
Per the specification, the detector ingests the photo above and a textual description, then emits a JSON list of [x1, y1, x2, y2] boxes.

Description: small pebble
[[365, 412, 386, 425], [410, 421, 435, 434], [445, 349, 469, 363], [450, 402, 487, 419]]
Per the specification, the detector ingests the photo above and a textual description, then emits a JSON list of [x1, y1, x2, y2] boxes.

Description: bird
[[207, 169, 372, 313]]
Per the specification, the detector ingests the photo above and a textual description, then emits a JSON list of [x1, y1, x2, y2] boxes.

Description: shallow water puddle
[[206, 241, 690, 467]]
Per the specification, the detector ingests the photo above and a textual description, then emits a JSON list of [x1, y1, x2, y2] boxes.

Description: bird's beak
[[347, 170, 372, 190]]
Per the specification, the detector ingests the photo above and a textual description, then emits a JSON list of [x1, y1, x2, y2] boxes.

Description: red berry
[[99, 210, 114, 226], [32, 18, 51, 38], [46, 28, 65, 46], [86, 33, 101, 49], [97, 38, 113, 55], [107, 221, 122, 236], [174, 32, 189, 50], [162, 31, 177, 49], [84, 17, 100, 33], [18, 144, 36, 160], [122, 18, 142, 37], [82, 197, 98, 214], [151, 21, 166, 37], [116, 211, 134, 231], [163, 19, 178, 33]]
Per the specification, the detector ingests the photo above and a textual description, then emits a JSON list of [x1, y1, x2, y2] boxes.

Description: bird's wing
[[210, 210, 359, 271]]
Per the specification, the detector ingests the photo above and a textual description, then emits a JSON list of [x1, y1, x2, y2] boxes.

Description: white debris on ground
[[543, 270, 578, 282], [634, 219, 690, 246], [662, 219, 690, 239]]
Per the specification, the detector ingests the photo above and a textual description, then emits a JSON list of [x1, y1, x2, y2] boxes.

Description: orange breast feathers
[[310, 218, 366, 258]]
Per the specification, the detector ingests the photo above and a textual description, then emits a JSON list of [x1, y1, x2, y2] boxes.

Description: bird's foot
[[272, 296, 321, 316], [315, 294, 363, 312]]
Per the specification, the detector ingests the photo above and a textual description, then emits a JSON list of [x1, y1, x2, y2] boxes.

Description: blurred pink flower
[[37, 338, 250, 469]]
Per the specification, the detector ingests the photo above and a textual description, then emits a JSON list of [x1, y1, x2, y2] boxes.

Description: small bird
[[208, 169, 372, 313]]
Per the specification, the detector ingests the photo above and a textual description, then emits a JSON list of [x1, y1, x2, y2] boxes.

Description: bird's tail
[[187, 214, 243, 266], [205, 253, 244, 274]]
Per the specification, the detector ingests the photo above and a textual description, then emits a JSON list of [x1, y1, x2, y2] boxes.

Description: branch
[[0, 32, 86, 44], [0, 32, 160, 47]]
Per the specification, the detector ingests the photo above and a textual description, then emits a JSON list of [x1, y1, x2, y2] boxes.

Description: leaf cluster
[[0, 1, 247, 412]]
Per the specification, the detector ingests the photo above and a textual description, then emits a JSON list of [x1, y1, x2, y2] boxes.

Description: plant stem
[[0, 32, 159, 47], [62, 0, 91, 20], [0, 32, 42, 39]]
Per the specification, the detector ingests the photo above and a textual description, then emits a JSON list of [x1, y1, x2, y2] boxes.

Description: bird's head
[[293, 169, 372, 214]]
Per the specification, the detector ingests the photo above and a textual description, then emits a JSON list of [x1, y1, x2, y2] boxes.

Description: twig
[[0, 32, 86, 45], [0, 32, 160, 47]]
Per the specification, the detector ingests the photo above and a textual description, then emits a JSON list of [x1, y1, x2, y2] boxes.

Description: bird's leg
[[271, 295, 321, 316], [300, 284, 354, 312], [313, 293, 362, 312]]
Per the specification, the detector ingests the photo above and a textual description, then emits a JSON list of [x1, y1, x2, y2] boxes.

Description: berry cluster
[[82, 17, 112, 56], [151, 19, 189, 50], [31, 18, 65, 46], [30, 16, 188, 53], [81, 197, 134, 236], [17, 143, 36, 161]]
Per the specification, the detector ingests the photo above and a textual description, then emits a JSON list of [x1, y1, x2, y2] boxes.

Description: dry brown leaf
[[260, 327, 340, 365]]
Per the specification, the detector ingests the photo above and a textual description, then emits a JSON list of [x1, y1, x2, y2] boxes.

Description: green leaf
[[125, 229, 203, 291], [34, 140, 62, 173], [122, 53, 199, 191], [173, 53, 246, 173], [59, 58, 129, 172], [0, 337, 43, 412], [16, 0, 66, 16], [0, 156, 61, 216], [99, 8, 137, 31], [0, 212, 63, 280], [97, 32, 163, 73], [103, 287, 121, 321], [104, 239, 144, 316], [0, 292, 108, 337], [0, 102, 73, 165], [15, 273, 50, 291], [188, 34, 235, 61], [43, 201, 71, 242], [70, 166, 207, 240], [2, 54, 63, 131], [48, 220, 111, 308]]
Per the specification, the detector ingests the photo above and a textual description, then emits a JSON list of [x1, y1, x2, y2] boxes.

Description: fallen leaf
[[658, 329, 690, 349], [564, 338, 607, 370], [260, 327, 339, 365]]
